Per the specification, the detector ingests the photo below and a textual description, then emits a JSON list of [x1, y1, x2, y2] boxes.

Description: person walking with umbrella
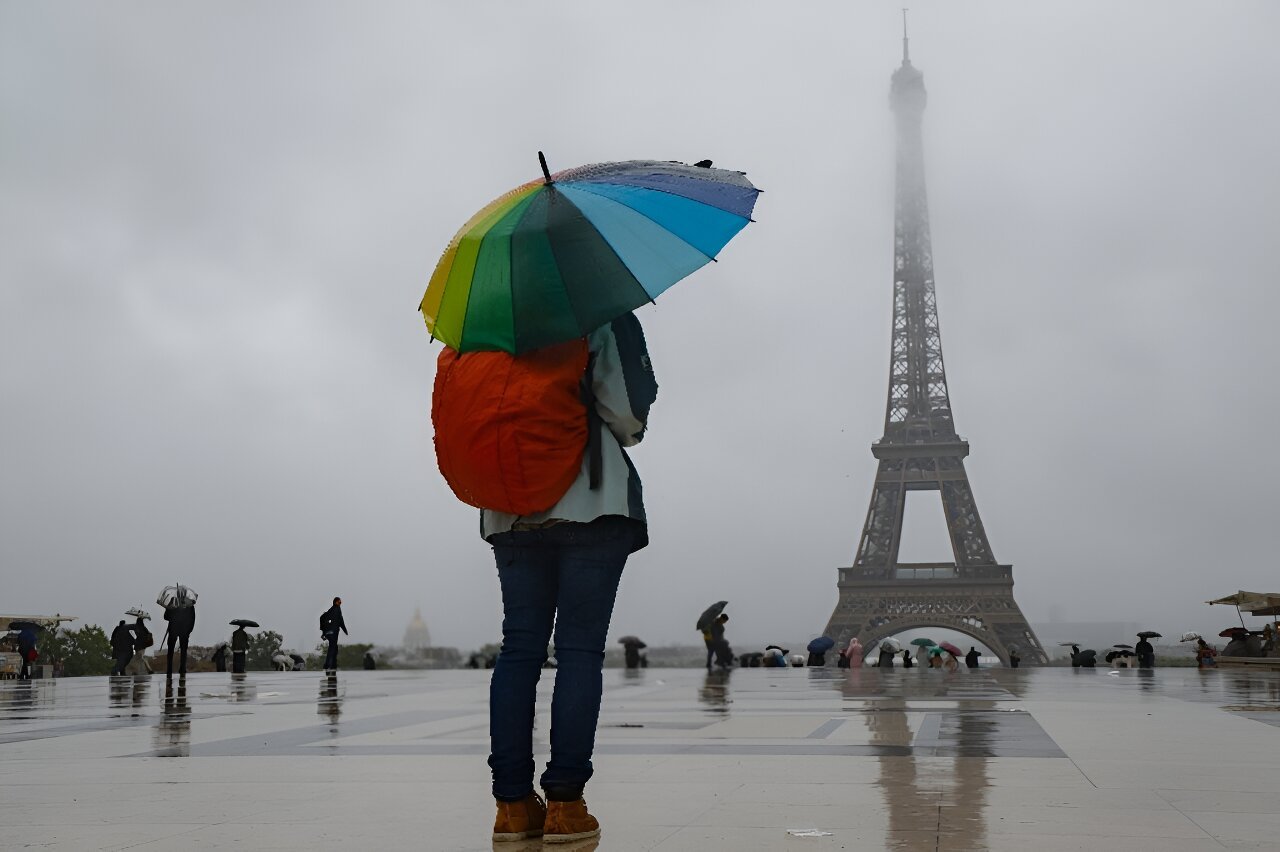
[[320, 597, 347, 671], [1135, 632, 1158, 668], [618, 637, 646, 670], [129, 612, 153, 674]]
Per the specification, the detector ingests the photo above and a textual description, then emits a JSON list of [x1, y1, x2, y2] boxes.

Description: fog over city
[[3, 2, 1279, 656]]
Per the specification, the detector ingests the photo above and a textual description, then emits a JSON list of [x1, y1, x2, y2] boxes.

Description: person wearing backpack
[[437, 313, 656, 844], [320, 597, 347, 671]]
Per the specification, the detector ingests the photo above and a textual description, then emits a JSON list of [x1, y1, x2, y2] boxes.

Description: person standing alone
[[320, 597, 347, 671], [230, 625, 249, 673], [110, 620, 134, 676], [163, 602, 196, 677]]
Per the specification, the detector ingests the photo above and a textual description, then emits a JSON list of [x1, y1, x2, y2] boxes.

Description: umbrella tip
[[538, 151, 552, 185]]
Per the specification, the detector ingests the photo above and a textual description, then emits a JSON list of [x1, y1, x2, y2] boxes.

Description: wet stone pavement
[[4, 667, 1280, 850]]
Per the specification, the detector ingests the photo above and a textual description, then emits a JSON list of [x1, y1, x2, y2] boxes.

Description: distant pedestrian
[[320, 597, 347, 671], [705, 614, 729, 670], [965, 647, 980, 669], [1135, 637, 1155, 669], [1069, 644, 1081, 668], [363, 650, 376, 670], [901, 650, 913, 668], [162, 601, 196, 677], [110, 621, 134, 675], [1195, 639, 1218, 669], [230, 625, 249, 673], [16, 626, 38, 680], [943, 651, 959, 672], [1009, 650, 1021, 668], [211, 643, 228, 672], [929, 648, 943, 668], [877, 644, 895, 669], [844, 637, 863, 669], [807, 651, 826, 667], [129, 616, 153, 674]]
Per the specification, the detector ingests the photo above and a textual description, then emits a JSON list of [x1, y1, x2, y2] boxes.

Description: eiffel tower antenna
[[902, 9, 910, 63]]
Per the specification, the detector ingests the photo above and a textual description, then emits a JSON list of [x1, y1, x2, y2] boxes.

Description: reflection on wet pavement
[[154, 677, 191, 757]]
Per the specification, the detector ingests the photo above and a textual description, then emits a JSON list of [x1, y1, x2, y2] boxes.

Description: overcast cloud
[[3, 2, 1279, 655]]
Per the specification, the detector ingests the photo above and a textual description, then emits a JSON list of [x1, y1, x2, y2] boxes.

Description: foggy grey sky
[[3, 2, 1279, 656]]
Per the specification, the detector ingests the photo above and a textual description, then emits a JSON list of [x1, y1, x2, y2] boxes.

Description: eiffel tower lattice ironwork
[[823, 32, 1047, 665]]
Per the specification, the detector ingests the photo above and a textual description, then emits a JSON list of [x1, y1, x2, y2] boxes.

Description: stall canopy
[[1207, 591, 1280, 616], [0, 614, 77, 632]]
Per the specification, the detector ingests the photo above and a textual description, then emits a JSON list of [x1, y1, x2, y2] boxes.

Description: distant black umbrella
[[696, 601, 728, 632], [765, 644, 788, 653], [1078, 649, 1097, 661], [1220, 627, 1250, 638], [807, 637, 835, 654], [6, 621, 43, 633], [1136, 631, 1162, 639], [229, 619, 259, 628], [617, 636, 646, 648], [1058, 642, 1081, 647], [1113, 643, 1134, 649]]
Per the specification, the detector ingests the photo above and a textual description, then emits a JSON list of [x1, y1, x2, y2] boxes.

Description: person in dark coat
[[163, 603, 196, 677], [131, 617, 153, 674], [704, 614, 728, 670], [211, 644, 228, 672], [110, 621, 134, 675], [362, 650, 376, 670], [877, 644, 895, 668], [320, 597, 348, 671], [230, 626, 249, 673], [901, 649, 913, 668], [1069, 644, 1081, 668], [965, 647, 980, 669], [1009, 650, 1021, 668], [1134, 637, 1155, 668], [16, 626, 38, 680]]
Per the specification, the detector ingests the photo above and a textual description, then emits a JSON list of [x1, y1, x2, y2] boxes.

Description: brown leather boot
[[492, 792, 546, 842], [543, 797, 601, 843]]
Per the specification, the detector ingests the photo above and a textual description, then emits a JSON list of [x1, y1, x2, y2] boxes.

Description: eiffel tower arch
[[824, 30, 1047, 666]]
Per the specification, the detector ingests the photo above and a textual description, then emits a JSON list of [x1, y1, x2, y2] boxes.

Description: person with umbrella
[[1134, 632, 1157, 669], [1195, 638, 1218, 668], [807, 636, 835, 667], [230, 623, 251, 674], [703, 613, 731, 670], [161, 592, 196, 677], [422, 154, 758, 845], [876, 637, 900, 669], [210, 641, 229, 673], [110, 620, 134, 676], [617, 636, 646, 670], [129, 612, 153, 674]]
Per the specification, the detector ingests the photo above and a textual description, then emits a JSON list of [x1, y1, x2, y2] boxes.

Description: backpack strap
[[581, 351, 603, 491]]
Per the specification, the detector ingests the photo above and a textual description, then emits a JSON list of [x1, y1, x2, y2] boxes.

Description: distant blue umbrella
[[807, 637, 835, 654]]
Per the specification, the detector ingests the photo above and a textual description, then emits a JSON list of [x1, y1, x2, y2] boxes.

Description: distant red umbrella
[[939, 641, 962, 656], [1219, 627, 1250, 638]]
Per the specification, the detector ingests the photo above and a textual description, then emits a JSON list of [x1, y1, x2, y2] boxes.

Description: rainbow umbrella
[[420, 153, 761, 354]]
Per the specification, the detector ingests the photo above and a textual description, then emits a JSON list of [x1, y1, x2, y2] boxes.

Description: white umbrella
[[156, 584, 198, 609], [1179, 632, 1202, 643]]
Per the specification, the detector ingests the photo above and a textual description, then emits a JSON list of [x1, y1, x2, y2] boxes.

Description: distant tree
[[42, 624, 112, 676], [246, 630, 284, 671]]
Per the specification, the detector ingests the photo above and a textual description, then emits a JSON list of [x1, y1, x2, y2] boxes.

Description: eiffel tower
[[824, 29, 1047, 665]]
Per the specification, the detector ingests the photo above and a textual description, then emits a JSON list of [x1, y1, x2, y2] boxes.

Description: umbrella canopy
[[1058, 642, 1081, 647], [1113, 643, 1134, 649], [6, 620, 44, 633], [1207, 590, 1280, 616], [1136, 631, 1162, 639], [156, 584, 197, 609], [807, 637, 836, 654], [910, 638, 936, 647], [765, 644, 788, 653], [1078, 649, 1097, 661], [696, 601, 729, 632], [1179, 632, 1202, 642], [1220, 627, 1251, 638], [421, 156, 761, 354], [879, 637, 903, 653], [928, 646, 944, 656], [229, 619, 259, 628], [125, 608, 151, 620], [617, 636, 646, 647], [939, 641, 963, 656]]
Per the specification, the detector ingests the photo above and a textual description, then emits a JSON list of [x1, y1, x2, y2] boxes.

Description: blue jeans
[[487, 516, 640, 802]]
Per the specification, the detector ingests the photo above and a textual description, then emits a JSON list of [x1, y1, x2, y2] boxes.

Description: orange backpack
[[432, 339, 593, 515]]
